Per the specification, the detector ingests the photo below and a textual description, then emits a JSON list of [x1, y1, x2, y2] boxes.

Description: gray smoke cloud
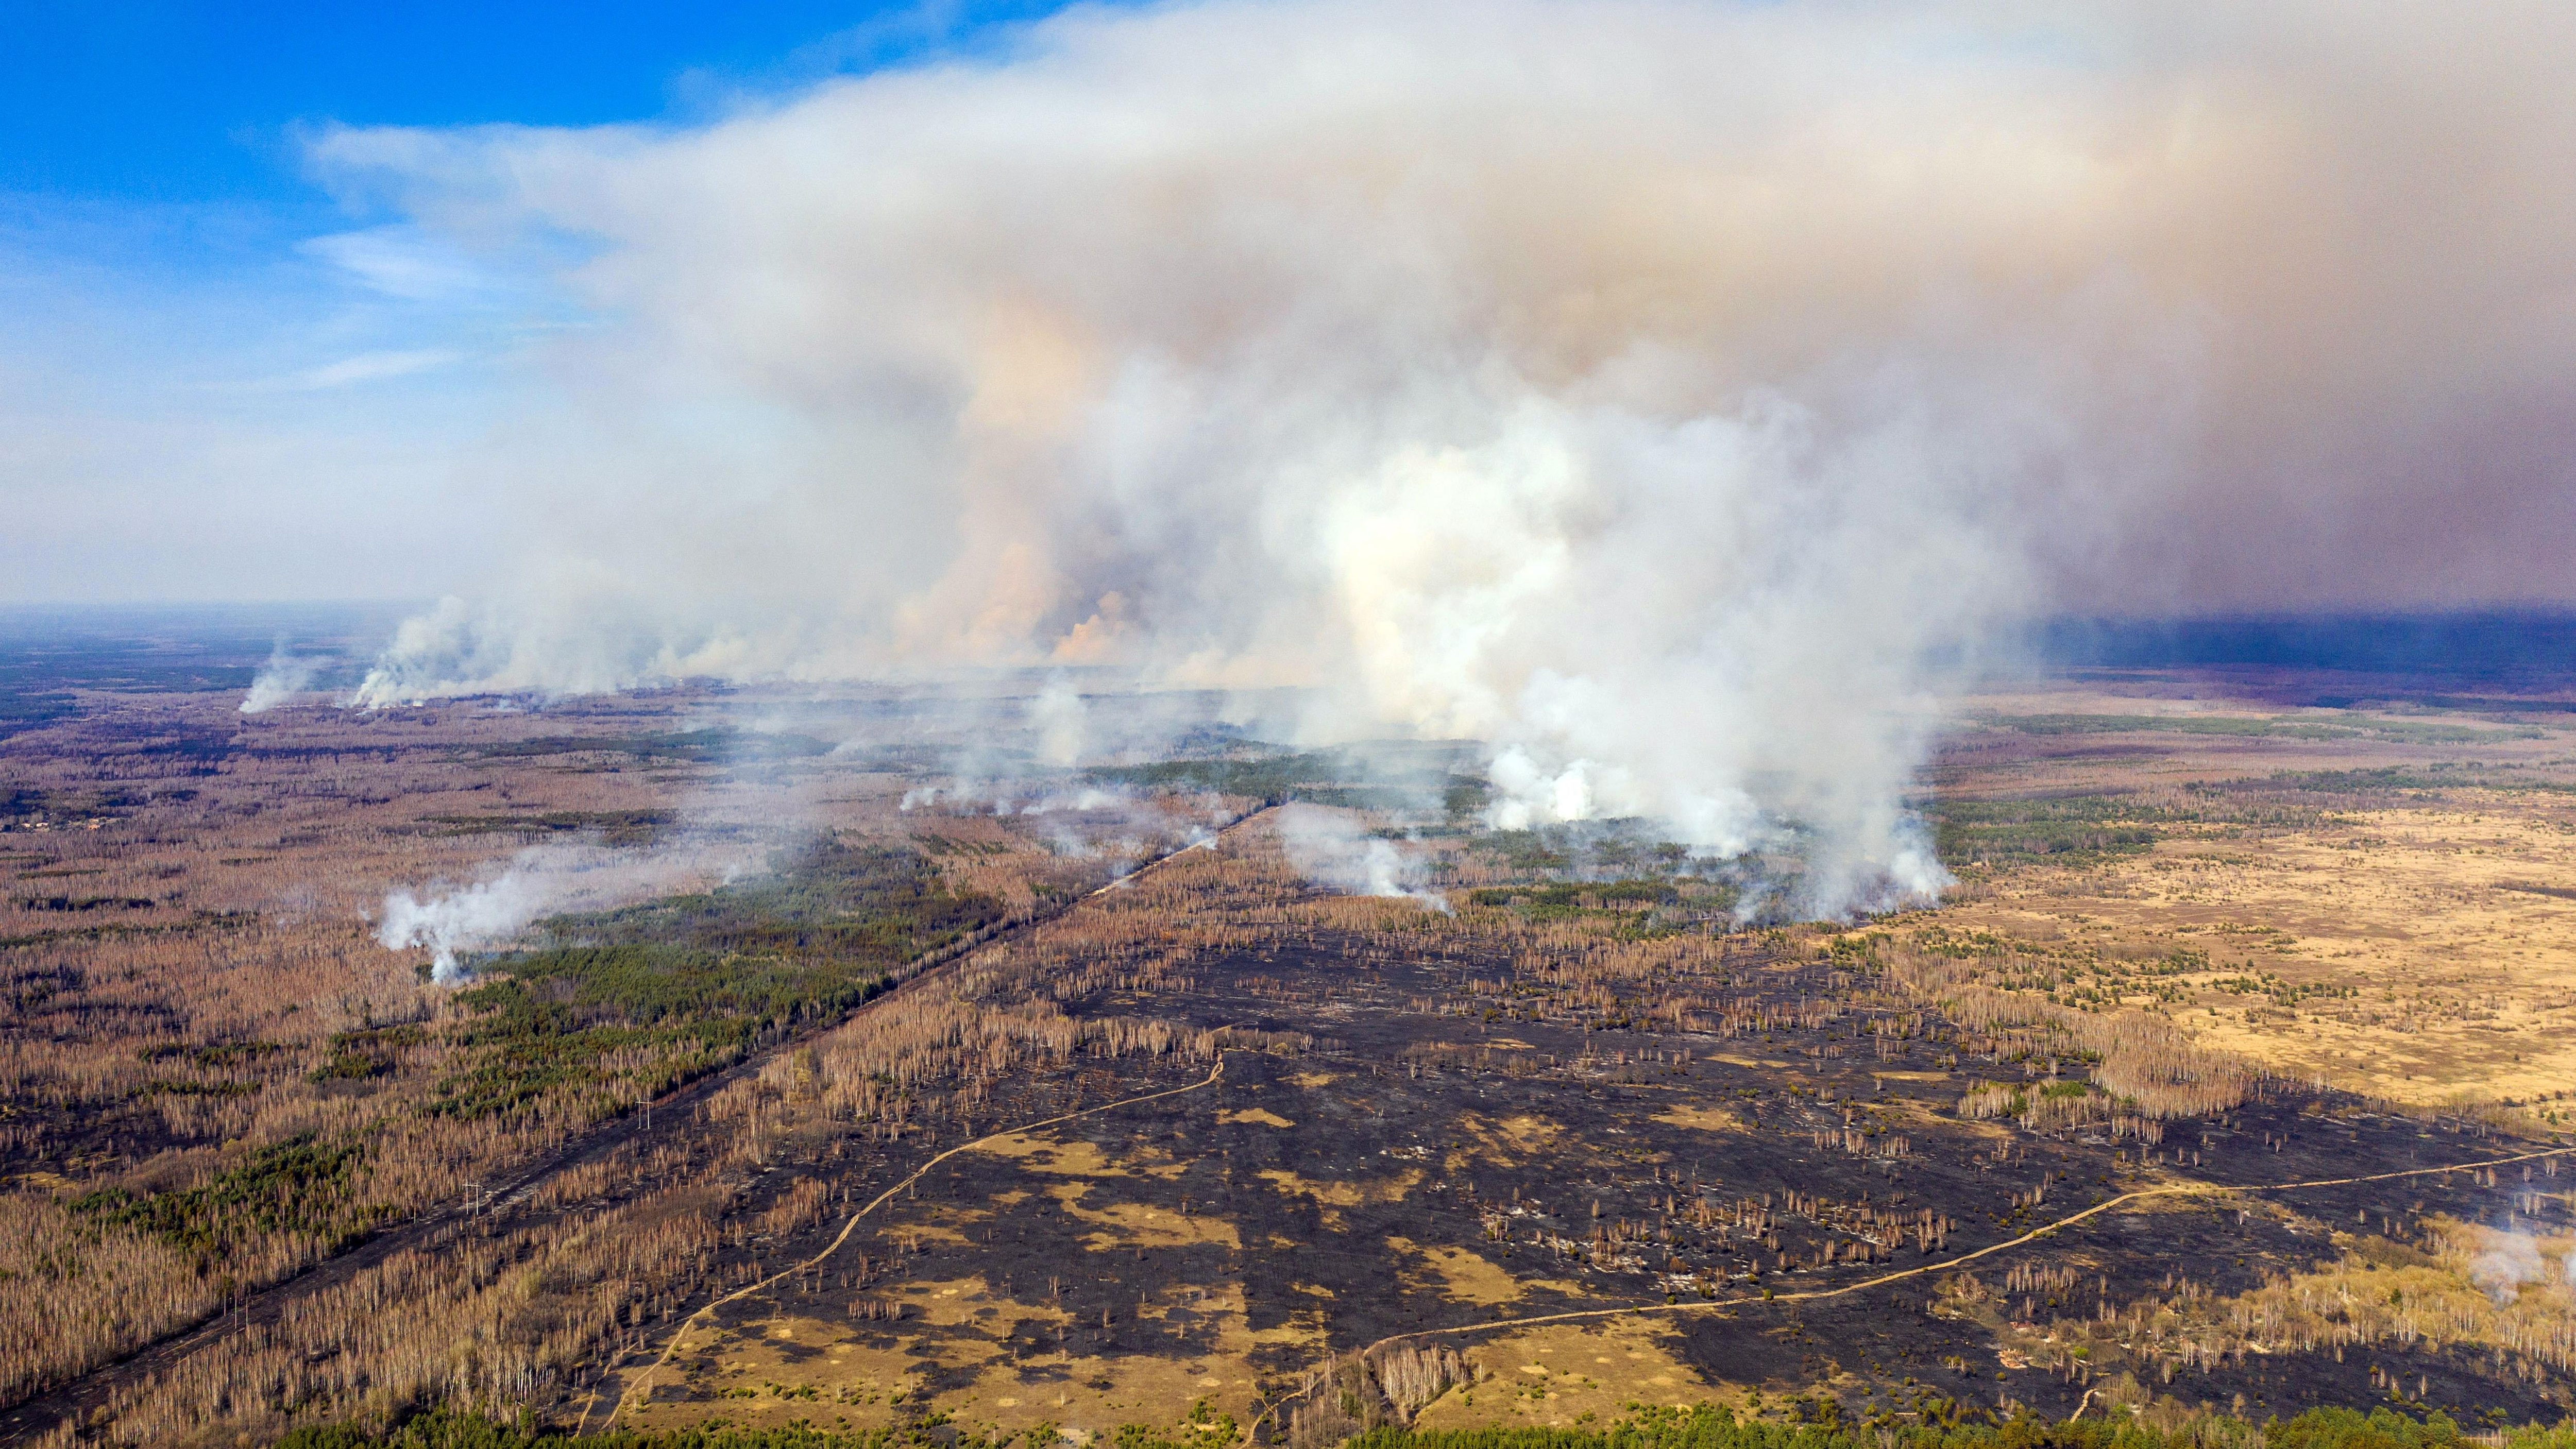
[[1275, 805, 1448, 912], [311, 1, 2576, 915], [1027, 675, 1089, 769]]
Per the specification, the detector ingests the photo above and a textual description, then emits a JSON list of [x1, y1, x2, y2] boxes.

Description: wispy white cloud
[[299, 226, 493, 303], [0, 195, 532, 601], [294, 348, 463, 389]]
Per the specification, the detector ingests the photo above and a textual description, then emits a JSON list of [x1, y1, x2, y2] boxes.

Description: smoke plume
[[313, 1, 2576, 914], [379, 869, 543, 985], [1027, 676, 1089, 769], [1275, 806, 1447, 911], [240, 645, 322, 714], [2463, 1226, 2554, 1305], [377, 841, 745, 984]]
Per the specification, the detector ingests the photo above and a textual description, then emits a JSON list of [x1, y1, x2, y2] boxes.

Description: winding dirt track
[[1243, 1141, 2576, 1444], [595, 1059, 1234, 1428], [0, 810, 1265, 1448]]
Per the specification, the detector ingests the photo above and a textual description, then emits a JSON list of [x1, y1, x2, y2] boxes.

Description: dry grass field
[[1920, 680, 2576, 1113]]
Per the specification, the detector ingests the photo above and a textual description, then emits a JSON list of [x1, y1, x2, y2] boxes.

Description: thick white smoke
[[240, 645, 321, 714], [1027, 676, 1088, 768], [314, 1, 2576, 915], [377, 842, 747, 984], [379, 870, 543, 985], [1274, 805, 1447, 912]]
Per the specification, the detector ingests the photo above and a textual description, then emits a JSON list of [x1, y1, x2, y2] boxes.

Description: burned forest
[[1, 629, 2572, 1449]]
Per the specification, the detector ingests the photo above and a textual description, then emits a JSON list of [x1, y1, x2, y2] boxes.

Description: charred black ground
[[602, 911, 2570, 1437]]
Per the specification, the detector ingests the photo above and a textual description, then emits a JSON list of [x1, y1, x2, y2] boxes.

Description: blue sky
[[1, 2, 1080, 203], [0, 2, 1084, 603]]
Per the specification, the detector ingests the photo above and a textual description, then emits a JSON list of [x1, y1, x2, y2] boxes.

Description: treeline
[[464, 729, 834, 766], [262, 1404, 2574, 1449], [274, 1408, 960, 1447], [1086, 748, 1472, 814], [70, 1131, 370, 1261], [1346, 1406, 2572, 1449], [1919, 772, 2452, 870], [1926, 795, 2175, 869], [272, 1406, 1226, 1449]]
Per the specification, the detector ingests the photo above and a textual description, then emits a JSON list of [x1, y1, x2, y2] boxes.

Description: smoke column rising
[[379, 870, 543, 985], [1275, 806, 1448, 912], [317, 1, 2576, 915], [2463, 1226, 2552, 1305], [376, 841, 751, 984], [240, 644, 321, 714]]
